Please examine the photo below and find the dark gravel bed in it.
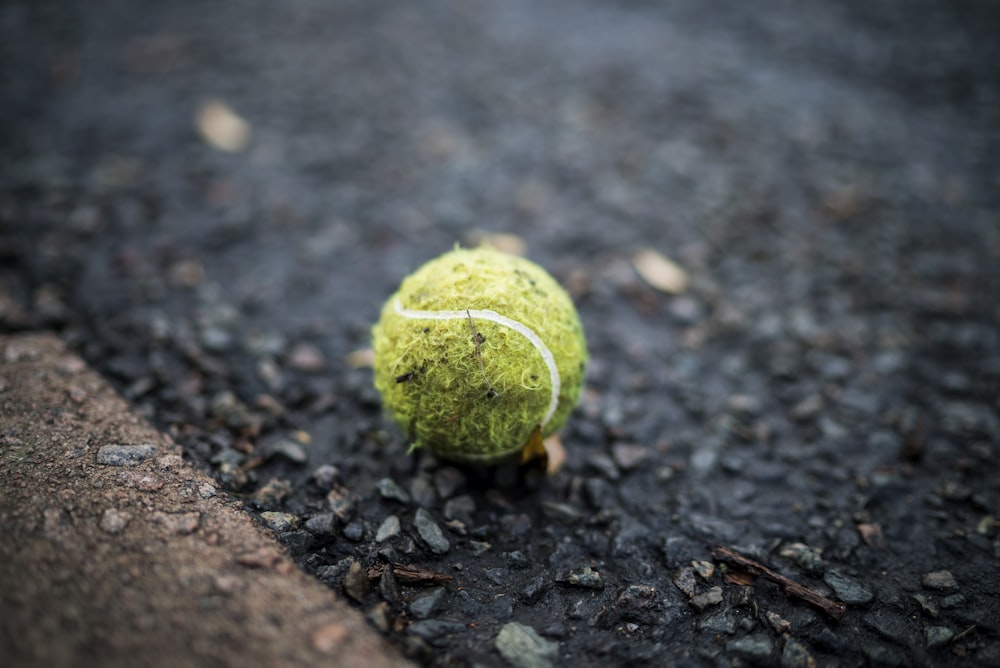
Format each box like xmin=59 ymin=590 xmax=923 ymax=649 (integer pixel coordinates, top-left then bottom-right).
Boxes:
xmin=3 ymin=1 xmax=999 ymax=666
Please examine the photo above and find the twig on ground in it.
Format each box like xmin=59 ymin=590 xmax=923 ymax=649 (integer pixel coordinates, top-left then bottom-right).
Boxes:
xmin=712 ymin=545 xmax=847 ymax=621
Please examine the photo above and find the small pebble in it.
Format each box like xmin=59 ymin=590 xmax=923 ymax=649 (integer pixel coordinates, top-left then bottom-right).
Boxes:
xmin=781 ymin=637 xmax=816 ymax=668
xmin=260 ymin=511 xmax=298 ymax=532
xmin=342 ymin=521 xmax=365 ymax=542
xmin=560 ymin=565 xmax=604 ymax=590
xmin=939 ymin=593 xmax=966 ymax=609
xmin=311 ymin=622 xmax=348 ymax=655
xmin=99 ymin=508 xmax=131 ymax=534
xmin=766 ymin=611 xmax=792 ymax=635
xmin=614 ymin=584 xmax=658 ymax=621
xmin=408 ymin=619 xmax=467 ymax=645
xmin=409 ymin=476 xmax=436 ymax=508
xmin=690 ymin=586 xmax=724 ymax=612
xmin=414 ymin=509 xmax=450 ymax=555
xmin=97 ymin=443 xmax=156 ymax=466
xmin=673 ymin=567 xmax=697 ymax=598
xmin=727 ymin=635 xmax=774 ymax=661
xmin=309 ymin=465 xmax=341 ymax=490
xmin=151 ymin=511 xmax=200 ymax=535
xmin=791 ymin=394 xmax=823 ymax=421
xmin=253 ymin=478 xmax=292 ymax=509
xmin=260 ymin=438 xmax=308 ymax=464
xmin=376 ymin=515 xmax=401 ymax=542
xmin=913 ymin=594 xmax=939 ymax=617
xmin=366 ymin=602 xmax=391 ymax=633
xmin=611 ymin=443 xmax=650 ymax=470
xmin=495 ymin=622 xmax=558 ymax=668
xmin=409 ymin=586 xmax=448 ymax=620
xmin=586 ymin=453 xmax=621 ymax=480
xmin=287 ymin=342 xmax=327 ymax=372
xmin=304 ymin=513 xmax=337 ymax=536
xmin=326 ymin=488 xmax=355 ymax=521
xmin=377 ymin=478 xmax=411 ymax=504
xmin=433 ymin=467 xmax=466 ymax=499
xmin=469 ymin=540 xmax=492 ymax=556
xmin=540 ymin=501 xmax=583 ymax=523
xmin=780 ymin=543 xmax=825 ymax=575
xmin=697 ymin=608 xmax=737 ymax=634
xmin=823 ymin=570 xmax=874 ymax=605
xmin=924 ymin=625 xmax=954 ymax=648
xmin=692 ymin=560 xmax=715 ymax=579
xmin=921 ymin=570 xmax=958 ymax=590
xmin=378 ymin=564 xmax=401 ymax=606
xmin=444 ymin=495 xmax=476 ymax=525
xmin=343 ymin=560 xmax=368 ymax=603
xmin=279 ymin=530 xmax=314 ymax=555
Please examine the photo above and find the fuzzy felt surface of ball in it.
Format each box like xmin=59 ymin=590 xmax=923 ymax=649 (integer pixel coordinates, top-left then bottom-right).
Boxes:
xmin=372 ymin=247 xmax=588 ymax=464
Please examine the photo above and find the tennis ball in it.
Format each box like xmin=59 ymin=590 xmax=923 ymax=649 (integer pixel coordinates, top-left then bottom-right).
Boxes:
xmin=372 ymin=247 xmax=587 ymax=464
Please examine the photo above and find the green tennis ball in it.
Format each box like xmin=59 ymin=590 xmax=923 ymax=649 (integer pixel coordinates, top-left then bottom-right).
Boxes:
xmin=372 ymin=247 xmax=588 ymax=464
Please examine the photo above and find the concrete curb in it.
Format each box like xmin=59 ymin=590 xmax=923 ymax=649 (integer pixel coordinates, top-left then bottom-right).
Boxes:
xmin=0 ymin=333 xmax=413 ymax=668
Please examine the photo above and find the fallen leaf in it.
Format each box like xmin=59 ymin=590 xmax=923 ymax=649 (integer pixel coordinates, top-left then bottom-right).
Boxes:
xmin=346 ymin=347 xmax=375 ymax=368
xmin=543 ymin=434 xmax=567 ymax=475
xmin=470 ymin=231 xmax=527 ymax=256
xmin=856 ymin=522 xmax=885 ymax=549
xmin=196 ymin=99 xmax=251 ymax=153
xmin=632 ymin=249 xmax=688 ymax=294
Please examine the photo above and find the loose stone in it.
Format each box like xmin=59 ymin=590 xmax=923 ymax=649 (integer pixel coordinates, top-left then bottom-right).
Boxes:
xmin=924 ymin=625 xmax=954 ymax=648
xmin=97 ymin=443 xmax=156 ymax=466
xmin=495 ymin=622 xmax=558 ymax=668
xmin=376 ymin=515 xmax=401 ymax=543
xmin=611 ymin=443 xmax=649 ymax=470
xmin=343 ymin=560 xmax=368 ymax=603
xmin=408 ymin=620 xmax=467 ymax=645
xmin=823 ymin=570 xmax=874 ymax=605
xmin=414 ymin=509 xmax=450 ymax=555
xmin=689 ymin=586 xmax=724 ymax=612
xmin=781 ymin=637 xmax=817 ymax=668
xmin=921 ymin=570 xmax=958 ymax=590
xmin=151 ymin=511 xmax=200 ymax=535
xmin=433 ymin=467 xmax=466 ymax=499
xmin=409 ymin=587 xmax=448 ymax=620
xmin=259 ymin=511 xmax=298 ymax=532
xmin=303 ymin=513 xmax=337 ymax=536
xmin=408 ymin=476 xmax=436 ymax=507
xmin=260 ymin=437 xmax=308 ymax=464
xmin=377 ymin=478 xmax=411 ymax=504
xmin=559 ymin=565 xmax=604 ymax=590
xmin=727 ymin=635 xmax=774 ymax=661
xmin=443 ymin=495 xmax=476 ymax=525
xmin=913 ymin=594 xmax=939 ymax=617
xmin=99 ymin=508 xmax=131 ymax=534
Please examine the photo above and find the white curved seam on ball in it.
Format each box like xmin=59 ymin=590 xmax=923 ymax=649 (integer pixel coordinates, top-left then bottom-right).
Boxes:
xmin=394 ymin=299 xmax=561 ymax=426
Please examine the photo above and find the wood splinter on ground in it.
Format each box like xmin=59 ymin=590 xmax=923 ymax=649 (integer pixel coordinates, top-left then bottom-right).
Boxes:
xmin=712 ymin=545 xmax=847 ymax=621
xmin=367 ymin=563 xmax=454 ymax=585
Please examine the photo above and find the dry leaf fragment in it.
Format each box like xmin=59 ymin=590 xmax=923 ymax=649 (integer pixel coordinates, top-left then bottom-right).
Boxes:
xmin=856 ymin=522 xmax=885 ymax=549
xmin=196 ymin=98 xmax=251 ymax=153
xmin=543 ymin=434 xmax=567 ymax=475
xmin=632 ymin=249 xmax=688 ymax=294
xmin=470 ymin=231 xmax=527 ymax=256
xmin=346 ymin=347 xmax=375 ymax=369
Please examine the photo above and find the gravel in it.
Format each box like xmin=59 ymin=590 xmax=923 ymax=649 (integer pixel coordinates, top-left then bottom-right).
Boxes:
xmin=823 ymin=570 xmax=875 ymax=605
xmin=96 ymin=443 xmax=157 ymax=466
xmin=494 ymin=623 xmax=559 ymax=668
xmin=413 ymin=509 xmax=450 ymax=556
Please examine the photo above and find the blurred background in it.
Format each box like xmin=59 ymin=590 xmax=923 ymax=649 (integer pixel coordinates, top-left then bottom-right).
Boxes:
xmin=2 ymin=1 xmax=998 ymax=665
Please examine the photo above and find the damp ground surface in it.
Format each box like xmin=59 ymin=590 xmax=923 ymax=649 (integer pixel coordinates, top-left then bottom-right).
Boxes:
xmin=3 ymin=1 xmax=1000 ymax=666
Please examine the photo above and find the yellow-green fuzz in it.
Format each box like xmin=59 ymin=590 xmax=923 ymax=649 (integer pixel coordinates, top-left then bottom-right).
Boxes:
xmin=372 ymin=247 xmax=588 ymax=464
